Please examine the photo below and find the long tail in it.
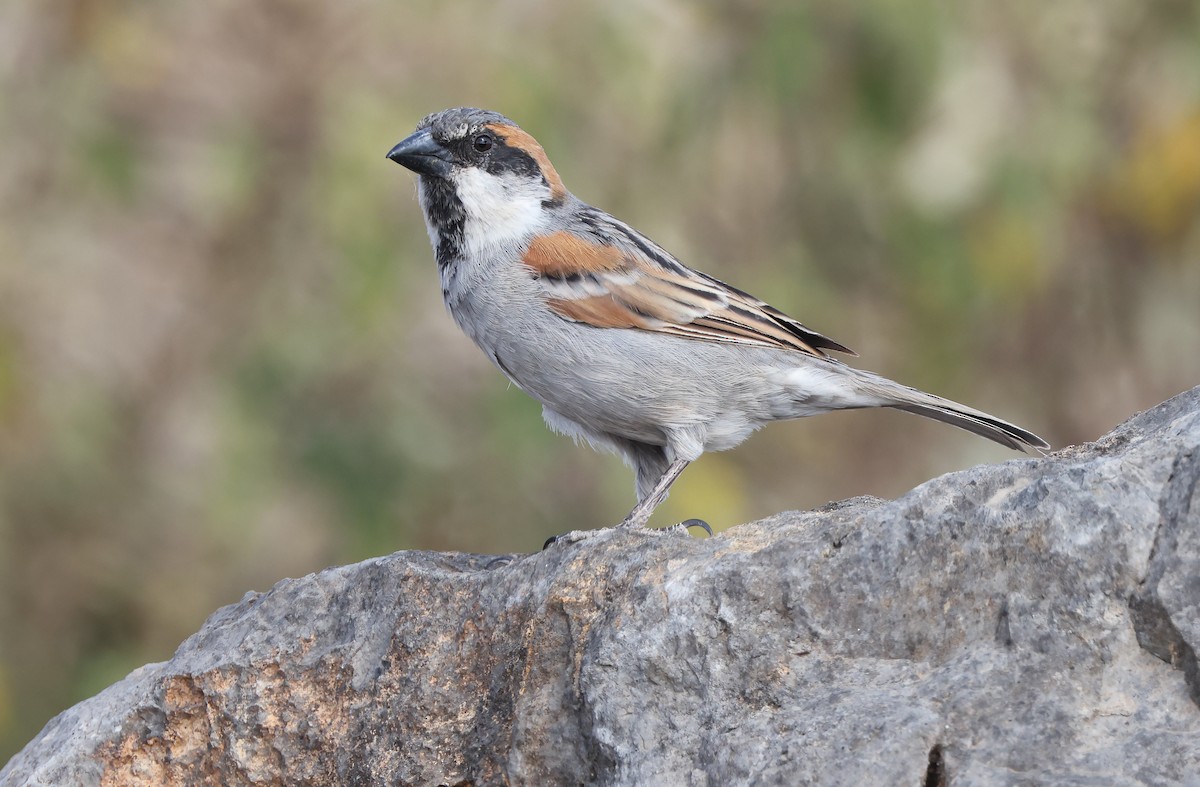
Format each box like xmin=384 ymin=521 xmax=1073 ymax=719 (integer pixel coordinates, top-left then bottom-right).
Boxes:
xmin=848 ymin=369 xmax=1050 ymax=453
xmin=889 ymin=400 xmax=1048 ymax=452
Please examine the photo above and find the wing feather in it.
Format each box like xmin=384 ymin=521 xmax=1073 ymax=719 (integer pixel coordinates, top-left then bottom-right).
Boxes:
xmin=523 ymin=221 xmax=855 ymax=358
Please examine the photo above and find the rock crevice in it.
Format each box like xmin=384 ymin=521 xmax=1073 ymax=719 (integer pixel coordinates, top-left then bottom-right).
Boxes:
xmin=1129 ymin=442 xmax=1200 ymax=706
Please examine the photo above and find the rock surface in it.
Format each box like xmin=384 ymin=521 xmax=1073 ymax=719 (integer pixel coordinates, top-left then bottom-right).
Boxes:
xmin=4 ymin=387 xmax=1200 ymax=786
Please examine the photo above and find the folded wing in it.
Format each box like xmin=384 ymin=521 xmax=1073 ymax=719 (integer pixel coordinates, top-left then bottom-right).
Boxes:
xmin=522 ymin=216 xmax=854 ymax=359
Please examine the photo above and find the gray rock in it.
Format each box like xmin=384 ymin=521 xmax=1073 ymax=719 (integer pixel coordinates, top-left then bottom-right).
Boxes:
xmin=4 ymin=387 xmax=1199 ymax=786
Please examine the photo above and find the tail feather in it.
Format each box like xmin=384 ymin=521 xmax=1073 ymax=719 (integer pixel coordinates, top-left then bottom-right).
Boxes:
xmin=889 ymin=402 xmax=1049 ymax=453
xmin=845 ymin=368 xmax=1050 ymax=453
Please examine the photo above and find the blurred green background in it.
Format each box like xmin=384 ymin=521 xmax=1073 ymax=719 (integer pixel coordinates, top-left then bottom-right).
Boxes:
xmin=2 ymin=0 xmax=1199 ymax=760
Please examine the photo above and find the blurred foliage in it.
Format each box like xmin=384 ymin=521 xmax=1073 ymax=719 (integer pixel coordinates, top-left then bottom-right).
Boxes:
xmin=2 ymin=0 xmax=1199 ymax=761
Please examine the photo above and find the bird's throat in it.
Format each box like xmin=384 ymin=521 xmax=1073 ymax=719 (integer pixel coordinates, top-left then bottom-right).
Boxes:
xmin=418 ymin=177 xmax=466 ymax=269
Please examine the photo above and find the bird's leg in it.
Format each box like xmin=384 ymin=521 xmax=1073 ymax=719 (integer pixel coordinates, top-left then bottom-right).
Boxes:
xmin=542 ymin=456 xmax=707 ymax=550
xmin=617 ymin=458 xmax=691 ymax=529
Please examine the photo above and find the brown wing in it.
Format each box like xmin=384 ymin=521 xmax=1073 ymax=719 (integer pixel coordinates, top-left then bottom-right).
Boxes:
xmin=521 ymin=222 xmax=855 ymax=358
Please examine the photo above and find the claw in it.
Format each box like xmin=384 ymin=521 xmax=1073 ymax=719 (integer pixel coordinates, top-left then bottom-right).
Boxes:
xmin=542 ymin=529 xmax=599 ymax=549
xmin=679 ymin=518 xmax=713 ymax=536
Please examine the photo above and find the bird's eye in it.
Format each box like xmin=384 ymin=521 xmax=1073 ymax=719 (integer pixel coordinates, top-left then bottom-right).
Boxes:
xmin=472 ymin=134 xmax=494 ymax=153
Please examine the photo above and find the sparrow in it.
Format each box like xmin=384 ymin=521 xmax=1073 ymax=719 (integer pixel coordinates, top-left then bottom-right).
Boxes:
xmin=386 ymin=107 xmax=1049 ymax=536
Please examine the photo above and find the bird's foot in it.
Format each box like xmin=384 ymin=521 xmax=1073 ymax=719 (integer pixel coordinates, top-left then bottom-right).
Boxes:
xmin=542 ymin=519 xmax=712 ymax=550
xmin=542 ymin=529 xmax=600 ymax=550
xmin=667 ymin=518 xmax=713 ymax=537
xmin=482 ymin=554 xmax=520 ymax=569
xmin=628 ymin=513 xmax=710 ymax=537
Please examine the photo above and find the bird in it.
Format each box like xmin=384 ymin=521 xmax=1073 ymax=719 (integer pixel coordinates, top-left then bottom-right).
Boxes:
xmin=386 ymin=107 xmax=1049 ymax=537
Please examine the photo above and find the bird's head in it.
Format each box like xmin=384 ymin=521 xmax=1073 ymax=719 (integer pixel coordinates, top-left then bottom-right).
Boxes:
xmin=387 ymin=108 xmax=568 ymax=266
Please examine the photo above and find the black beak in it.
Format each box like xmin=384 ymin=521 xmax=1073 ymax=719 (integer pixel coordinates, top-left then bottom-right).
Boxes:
xmin=386 ymin=129 xmax=453 ymax=177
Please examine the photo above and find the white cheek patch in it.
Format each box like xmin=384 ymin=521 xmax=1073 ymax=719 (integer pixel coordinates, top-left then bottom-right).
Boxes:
xmin=455 ymin=168 xmax=550 ymax=255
